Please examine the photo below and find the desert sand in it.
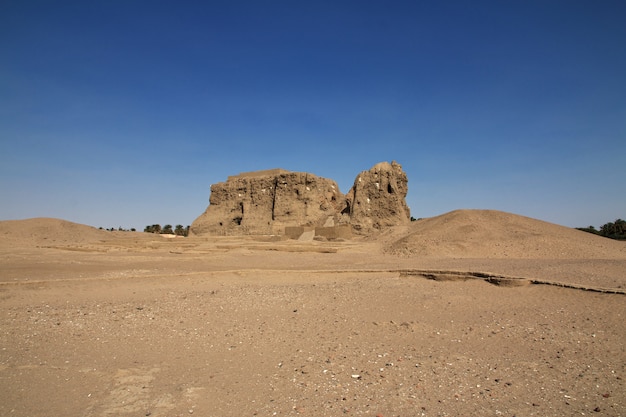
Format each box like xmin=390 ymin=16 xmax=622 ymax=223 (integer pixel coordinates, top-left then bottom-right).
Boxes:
xmin=0 ymin=210 xmax=625 ymax=416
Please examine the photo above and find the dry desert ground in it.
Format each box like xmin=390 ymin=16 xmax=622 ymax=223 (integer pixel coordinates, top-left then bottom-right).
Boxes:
xmin=0 ymin=210 xmax=625 ymax=416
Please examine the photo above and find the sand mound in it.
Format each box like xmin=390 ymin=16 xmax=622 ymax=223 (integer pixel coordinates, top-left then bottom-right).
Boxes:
xmin=0 ymin=217 xmax=110 ymax=247
xmin=383 ymin=209 xmax=626 ymax=259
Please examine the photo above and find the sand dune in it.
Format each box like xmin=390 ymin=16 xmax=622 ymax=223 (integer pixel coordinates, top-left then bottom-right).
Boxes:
xmin=0 ymin=217 xmax=110 ymax=246
xmin=383 ymin=209 xmax=626 ymax=259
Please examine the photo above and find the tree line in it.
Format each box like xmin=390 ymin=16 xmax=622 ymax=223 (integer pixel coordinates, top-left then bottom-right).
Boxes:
xmin=99 ymin=227 xmax=137 ymax=232
xmin=144 ymin=224 xmax=190 ymax=237
xmin=577 ymin=218 xmax=625 ymax=240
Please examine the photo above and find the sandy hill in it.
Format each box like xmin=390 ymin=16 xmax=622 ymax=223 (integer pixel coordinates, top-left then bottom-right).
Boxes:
xmin=0 ymin=217 xmax=111 ymax=247
xmin=382 ymin=209 xmax=626 ymax=259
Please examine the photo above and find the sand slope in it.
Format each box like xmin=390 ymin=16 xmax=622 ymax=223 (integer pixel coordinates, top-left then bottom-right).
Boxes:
xmin=383 ymin=209 xmax=626 ymax=259
xmin=0 ymin=217 xmax=113 ymax=246
xmin=0 ymin=217 xmax=160 ymax=249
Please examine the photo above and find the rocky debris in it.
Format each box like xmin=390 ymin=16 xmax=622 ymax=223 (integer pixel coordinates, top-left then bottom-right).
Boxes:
xmin=190 ymin=162 xmax=411 ymax=237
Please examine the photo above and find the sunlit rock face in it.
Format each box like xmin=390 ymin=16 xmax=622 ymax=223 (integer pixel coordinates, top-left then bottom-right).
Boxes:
xmin=345 ymin=161 xmax=411 ymax=233
xmin=190 ymin=162 xmax=410 ymax=236
xmin=190 ymin=169 xmax=345 ymax=236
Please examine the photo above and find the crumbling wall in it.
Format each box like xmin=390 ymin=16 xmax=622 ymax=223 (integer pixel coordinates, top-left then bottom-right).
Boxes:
xmin=345 ymin=161 xmax=411 ymax=232
xmin=190 ymin=171 xmax=344 ymax=236
xmin=190 ymin=161 xmax=410 ymax=237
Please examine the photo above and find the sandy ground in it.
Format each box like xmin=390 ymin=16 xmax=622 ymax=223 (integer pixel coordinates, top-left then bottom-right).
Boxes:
xmin=0 ymin=212 xmax=625 ymax=416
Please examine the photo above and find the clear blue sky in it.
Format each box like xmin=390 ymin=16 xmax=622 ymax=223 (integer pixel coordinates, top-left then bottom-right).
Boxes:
xmin=1 ymin=1 xmax=624 ymax=230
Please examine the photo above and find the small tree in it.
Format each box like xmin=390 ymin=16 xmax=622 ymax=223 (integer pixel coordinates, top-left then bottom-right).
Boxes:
xmin=144 ymin=224 xmax=162 ymax=233
xmin=600 ymin=219 xmax=626 ymax=240
xmin=143 ymin=223 xmax=190 ymax=236
xmin=578 ymin=218 xmax=625 ymax=240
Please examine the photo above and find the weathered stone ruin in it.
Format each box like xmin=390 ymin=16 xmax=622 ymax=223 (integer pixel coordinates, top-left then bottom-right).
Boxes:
xmin=345 ymin=161 xmax=411 ymax=232
xmin=190 ymin=161 xmax=410 ymax=238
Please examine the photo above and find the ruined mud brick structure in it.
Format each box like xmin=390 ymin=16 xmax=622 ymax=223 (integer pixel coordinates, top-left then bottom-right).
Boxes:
xmin=190 ymin=161 xmax=410 ymax=238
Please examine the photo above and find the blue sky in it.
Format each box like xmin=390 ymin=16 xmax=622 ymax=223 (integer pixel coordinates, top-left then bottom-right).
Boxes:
xmin=1 ymin=1 xmax=624 ymax=230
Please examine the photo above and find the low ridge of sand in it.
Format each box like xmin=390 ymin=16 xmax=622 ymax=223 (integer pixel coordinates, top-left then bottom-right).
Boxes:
xmin=383 ymin=209 xmax=626 ymax=259
xmin=0 ymin=217 xmax=109 ymax=246
xmin=0 ymin=211 xmax=624 ymax=416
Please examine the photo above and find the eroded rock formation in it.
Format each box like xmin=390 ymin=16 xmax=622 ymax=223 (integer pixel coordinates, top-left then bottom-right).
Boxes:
xmin=345 ymin=161 xmax=411 ymax=232
xmin=190 ymin=162 xmax=410 ymax=237
xmin=190 ymin=169 xmax=345 ymax=236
